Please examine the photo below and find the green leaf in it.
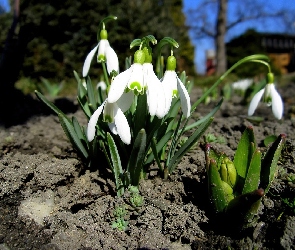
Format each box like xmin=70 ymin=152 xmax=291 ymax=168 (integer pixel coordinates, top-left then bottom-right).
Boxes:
xmin=58 ymin=113 xmax=89 ymax=159
xmin=226 ymin=189 xmax=264 ymax=224
xmin=263 ymin=135 xmax=277 ymax=147
xmin=133 ymin=94 xmax=147 ymax=138
xmin=150 ymin=137 xmax=163 ymax=172
xmin=208 ymin=159 xmax=228 ymax=213
xmin=260 ymin=134 xmax=286 ymax=193
xmin=242 ymin=148 xmax=261 ymax=194
xmin=107 ymin=133 xmax=124 ymax=196
xmin=127 ymin=129 xmax=147 ymax=186
xmin=168 ymin=117 xmax=213 ymax=174
xmin=86 ymin=76 xmax=97 ymax=111
xmin=234 ymin=126 xmax=256 ymax=182
xmin=77 ymin=95 xmax=91 ymax=118
xmin=183 ymin=98 xmax=223 ymax=132
xmin=35 ymin=90 xmax=67 ymax=118
xmin=73 ymin=70 xmax=81 ymax=84
xmin=72 ymin=116 xmax=88 ymax=146
xmin=130 ymin=39 xmax=142 ymax=49
xmin=145 ymin=130 xmax=174 ymax=165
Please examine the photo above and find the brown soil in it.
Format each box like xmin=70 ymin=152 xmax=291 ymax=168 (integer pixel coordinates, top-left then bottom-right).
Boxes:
xmin=0 ymin=82 xmax=295 ymax=249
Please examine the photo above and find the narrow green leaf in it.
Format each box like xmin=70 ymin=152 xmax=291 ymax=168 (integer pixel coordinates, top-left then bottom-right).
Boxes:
xmin=86 ymin=76 xmax=97 ymax=111
xmin=260 ymin=134 xmax=286 ymax=193
xmin=127 ymin=129 xmax=147 ymax=186
xmin=226 ymin=189 xmax=264 ymax=224
xmin=58 ymin=113 xmax=89 ymax=159
xmin=242 ymin=148 xmax=261 ymax=194
xmin=150 ymin=138 xmax=163 ymax=172
xmin=145 ymin=130 xmax=174 ymax=165
xmin=77 ymin=96 xmax=91 ymax=118
xmin=168 ymin=117 xmax=213 ymax=173
xmin=72 ymin=116 xmax=88 ymax=146
xmin=133 ymin=94 xmax=147 ymax=138
xmin=208 ymin=160 xmax=228 ymax=213
xmin=35 ymin=90 xmax=67 ymax=118
xmin=146 ymin=116 xmax=162 ymax=146
xmin=107 ymin=133 xmax=124 ymax=196
xmin=263 ymin=135 xmax=277 ymax=147
xmin=73 ymin=70 xmax=81 ymax=84
xmin=183 ymin=98 xmax=223 ymax=132
xmin=234 ymin=126 xmax=256 ymax=180
xmin=154 ymin=117 xmax=173 ymax=141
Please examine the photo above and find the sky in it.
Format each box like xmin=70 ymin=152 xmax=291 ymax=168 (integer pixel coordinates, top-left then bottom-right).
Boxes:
xmin=1 ymin=0 xmax=294 ymax=74
xmin=183 ymin=0 xmax=295 ymax=74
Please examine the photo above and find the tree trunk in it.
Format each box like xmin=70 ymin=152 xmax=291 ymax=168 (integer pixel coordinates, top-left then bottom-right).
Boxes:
xmin=215 ymin=0 xmax=227 ymax=75
xmin=0 ymin=0 xmax=20 ymax=88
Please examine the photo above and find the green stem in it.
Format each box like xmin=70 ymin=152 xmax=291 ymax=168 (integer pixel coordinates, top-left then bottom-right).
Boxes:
xmin=191 ymin=54 xmax=270 ymax=111
xmin=102 ymin=62 xmax=110 ymax=87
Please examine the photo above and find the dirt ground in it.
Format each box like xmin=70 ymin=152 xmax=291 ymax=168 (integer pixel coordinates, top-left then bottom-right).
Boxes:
xmin=0 ymin=81 xmax=295 ymax=249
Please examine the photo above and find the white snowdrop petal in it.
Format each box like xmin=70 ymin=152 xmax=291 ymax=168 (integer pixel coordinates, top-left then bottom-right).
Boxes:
xmin=108 ymin=67 xmax=132 ymax=103
xmin=97 ymin=40 xmax=108 ymax=61
xmin=108 ymin=123 xmax=118 ymax=135
xmin=161 ymin=71 xmax=175 ymax=115
xmin=248 ymin=89 xmax=265 ymax=116
xmin=270 ymin=85 xmax=284 ymax=119
xmin=114 ymin=105 xmax=131 ymax=145
xmin=82 ymin=44 xmax=99 ymax=77
xmin=106 ymin=45 xmax=119 ymax=74
xmin=177 ymin=77 xmax=191 ymax=118
xmin=144 ymin=63 xmax=160 ymax=116
xmin=155 ymin=82 xmax=167 ymax=118
xmin=97 ymin=81 xmax=107 ymax=91
xmin=128 ymin=63 xmax=144 ymax=93
xmin=116 ymin=91 xmax=134 ymax=113
xmin=87 ymin=101 xmax=106 ymax=141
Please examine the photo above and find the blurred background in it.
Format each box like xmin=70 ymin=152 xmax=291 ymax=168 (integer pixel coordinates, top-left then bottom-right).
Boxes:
xmin=0 ymin=0 xmax=294 ymax=108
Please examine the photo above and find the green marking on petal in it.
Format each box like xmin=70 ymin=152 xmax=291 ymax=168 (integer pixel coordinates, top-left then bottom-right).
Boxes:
xmin=98 ymin=54 xmax=106 ymax=62
xmin=172 ymin=89 xmax=178 ymax=98
xmin=129 ymin=82 xmax=143 ymax=93
xmin=103 ymin=114 xmax=113 ymax=123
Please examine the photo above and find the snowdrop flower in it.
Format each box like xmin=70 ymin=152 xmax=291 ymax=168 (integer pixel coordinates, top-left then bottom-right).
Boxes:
xmin=232 ymin=79 xmax=253 ymax=91
xmin=108 ymin=48 xmax=166 ymax=118
xmin=161 ymin=55 xmax=191 ymax=118
xmin=248 ymin=73 xmax=283 ymax=119
xmin=108 ymin=49 xmax=145 ymax=104
xmin=143 ymin=62 xmax=166 ymax=118
xmin=83 ymin=29 xmax=119 ymax=77
xmin=87 ymin=91 xmax=134 ymax=144
xmin=97 ymin=80 xmax=107 ymax=91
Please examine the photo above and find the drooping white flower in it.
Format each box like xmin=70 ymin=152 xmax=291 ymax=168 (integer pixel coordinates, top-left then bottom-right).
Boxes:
xmin=108 ymin=50 xmax=145 ymax=104
xmin=97 ymin=80 xmax=107 ymax=91
xmin=143 ymin=63 xmax=166 ymax=118
xmin=161 ymin=55 xmax=191 ymax=118
xmin=82 ymin=29 xmax=119 ymax=77
xmin=248 ymin=82 xmax=283 ymax=120
xmin=232 ymin=79 xmax=253 ymax=91
xmin=87 ymin=91 xmax=134 ymax=144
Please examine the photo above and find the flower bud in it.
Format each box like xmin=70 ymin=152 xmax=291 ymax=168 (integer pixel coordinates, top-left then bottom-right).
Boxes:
xmin=166 ymin=55 xmax=176 ymax=71
xmin=220 ymin=180 xmax=233 ymax=195
xmin=134 ymin=50 xmax=145 ymax=64
xmin=221 ymin=180 xmax=234 ymax=203
xmin=220 ymin=163 xmax=228 ymax=183
xmin=100 ymin=29 xmax=108 ymax=40
xmin=226 ymin=160 xmax=237 ymax=188
xmin=219 ymin=158 xmax=237 ymax=188
xmin=143 ymin=47 xmax=152 ymax=63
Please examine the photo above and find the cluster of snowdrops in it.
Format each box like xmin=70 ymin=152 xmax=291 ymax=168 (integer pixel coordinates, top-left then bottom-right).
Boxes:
xmin=36 ymin=16 xmax=285 ymax=229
